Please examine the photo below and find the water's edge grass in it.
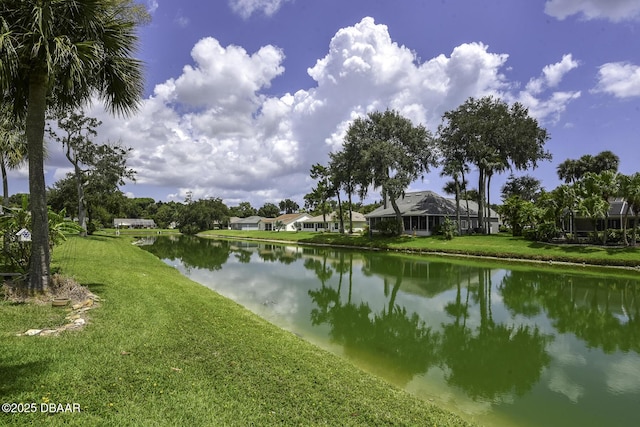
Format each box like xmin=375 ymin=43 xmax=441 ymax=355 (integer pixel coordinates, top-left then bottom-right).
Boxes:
xmin=0 ymin=235 xmax=473 ymax=426
xmin=198 ymin=230 xmax=640 ymax=272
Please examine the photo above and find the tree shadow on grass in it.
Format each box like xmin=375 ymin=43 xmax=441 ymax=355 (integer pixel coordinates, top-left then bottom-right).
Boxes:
xmin=0 ymin=360 xmax=50 ymax=397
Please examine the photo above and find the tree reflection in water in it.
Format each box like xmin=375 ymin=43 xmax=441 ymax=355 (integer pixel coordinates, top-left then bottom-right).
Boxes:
xmin=143 ymin=237 xmax=640 ymax=423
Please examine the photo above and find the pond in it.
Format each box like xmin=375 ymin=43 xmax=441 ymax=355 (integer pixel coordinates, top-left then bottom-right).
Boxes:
xmin=141 ymin=235 xmax=640 ymax=427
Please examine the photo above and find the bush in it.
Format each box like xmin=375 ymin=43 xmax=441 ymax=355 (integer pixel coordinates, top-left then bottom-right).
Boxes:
xmin=439 ymin=218 xmax=456 ymax=240
xmin=523 ymin=222 xmax=560 ymax=242
xmin=374 ymin=218 xmax=403 ymax=236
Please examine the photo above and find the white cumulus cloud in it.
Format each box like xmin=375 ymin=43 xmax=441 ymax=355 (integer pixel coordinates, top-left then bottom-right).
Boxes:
xmin=594 ymin=62 xmax=640 ymax=98
xmin=545 ymin=0 xmax=640 ymax=21
xmin=228 ymin=0 xmax=294 ymax=19
xmin=76 ymin=17 xmax=580 ymax=205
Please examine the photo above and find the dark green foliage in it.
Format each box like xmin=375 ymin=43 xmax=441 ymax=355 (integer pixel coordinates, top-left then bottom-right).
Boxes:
xmin=438 ymin=96 xmax=550 ymax=234
xmin=178 ymin=198 xmax=229 ymax=235
xmin=343 ymin=110 xmax=437 ymax=235
xmin=374 ymin=218 xmax=403 ymax=236
xmin=523 ymin=222 xmax=560 ymax=242
xmin=440 ymin=217 xmax=457 ymax=240
xmin=257 ymin=202 xmax=280 ymax=218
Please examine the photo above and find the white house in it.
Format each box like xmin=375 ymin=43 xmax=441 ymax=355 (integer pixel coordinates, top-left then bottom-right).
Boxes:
xmin=259 ymin=213 xmax=312 ymax=231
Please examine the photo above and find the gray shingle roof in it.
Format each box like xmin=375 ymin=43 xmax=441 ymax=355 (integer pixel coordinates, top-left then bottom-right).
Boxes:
xmin=365 ymin=191 xmax=497 ymax=218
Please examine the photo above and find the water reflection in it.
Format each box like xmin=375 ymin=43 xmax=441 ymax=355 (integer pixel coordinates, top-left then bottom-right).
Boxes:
xmin=142 ymin=236 xmax=640 ymax=427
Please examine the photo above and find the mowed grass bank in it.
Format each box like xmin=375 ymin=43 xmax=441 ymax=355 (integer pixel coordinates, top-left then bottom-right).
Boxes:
xmin=202 ymin=230 xmax=640 ymax=268
xmin=0 ymin=236 xmax=472 ymax=426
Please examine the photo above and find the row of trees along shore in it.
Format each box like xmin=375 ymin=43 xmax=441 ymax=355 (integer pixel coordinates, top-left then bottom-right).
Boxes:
xmin=312 ymin=100 xmax=639 ymax=246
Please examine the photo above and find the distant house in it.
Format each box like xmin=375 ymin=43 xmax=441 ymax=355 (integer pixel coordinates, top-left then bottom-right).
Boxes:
xmin=260 ymin=213 xmax=312 ymax=231
xmin=229 ymin=216 xmax=264 ymax=231
xmin=365 ymin=190 xmax=500 ymax=236
xmin=573 ymin=197 xmax=636 ymax=236
xmin=113 ymin=218 xmax=156 ymax=229
xmin=302 ymin=211 xmax=368 ymax=233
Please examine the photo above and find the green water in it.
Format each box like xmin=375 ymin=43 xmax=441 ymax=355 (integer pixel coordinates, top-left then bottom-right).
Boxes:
xmin=142 ymin=236 xmax=640 ymax=427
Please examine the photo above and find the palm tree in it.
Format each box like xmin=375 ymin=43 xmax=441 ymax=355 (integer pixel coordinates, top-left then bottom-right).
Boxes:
xmin=0 ymin=103 xmax=27 ymax=209
xmin=598 ymin=170 xmax=620 ymax=245
xmin=579 ymin=173 xmax=613 ymax=243
xmin=0 ymin=0 xmax=144 ymax=292
xmin=441 ymin=159 xmax=465 ymax=235
xmin=557 ymin=159 xmax=579 ymax=184
xmin=620 ymin=173 xmax=640 ymax=246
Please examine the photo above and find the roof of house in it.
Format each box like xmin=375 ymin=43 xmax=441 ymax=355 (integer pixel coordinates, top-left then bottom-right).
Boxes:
xmin=261 ymin=213 xmax=310 ymax=224
xmin=365 ymin=191 xmax=498 ymax=218
xmin=305 ymin=211 xmax=367 ymax=223
xmin=232 ymin=215 xmax=264 ymax=224
xmin=113 ymin=218 xmax=156 ymax=226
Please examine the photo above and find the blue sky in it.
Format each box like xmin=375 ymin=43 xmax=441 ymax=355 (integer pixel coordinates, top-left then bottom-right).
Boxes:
xmin=13 ymin=0 xmax=640 ymax=207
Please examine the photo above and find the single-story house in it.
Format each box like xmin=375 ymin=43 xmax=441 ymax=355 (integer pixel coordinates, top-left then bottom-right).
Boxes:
xmin=259 ymin=213 xmax=312 ymax=231
xmin=301 ymin=211 xmax=368 ymax=233
xmin=365 ymin=190 xmax=500 ymax=236
xmin=229 ymin=216 xmax=264 ymax=231
xmin=113 ymin=218 xmax=156 ymax=229
xmin=573 ymin=198 xmax=637 ymax=236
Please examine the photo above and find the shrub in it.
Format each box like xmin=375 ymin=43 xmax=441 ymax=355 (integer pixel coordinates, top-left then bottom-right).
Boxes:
xmin=523 ymin=222 xmax=560 ymax=242
xmin=374 ymin=218 xmax=403 ymax=236
xmin=439 ymin=218 xmax=457 ymax=240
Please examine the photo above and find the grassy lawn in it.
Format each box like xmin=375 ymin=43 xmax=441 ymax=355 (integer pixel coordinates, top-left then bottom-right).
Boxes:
xmin=0 ymin=235 xmax=472 ymax=426
xmin=203 ymin=230 xmax=640 ymax=268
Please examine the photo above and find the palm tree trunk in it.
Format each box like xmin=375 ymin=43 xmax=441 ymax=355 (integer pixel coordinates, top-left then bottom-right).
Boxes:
xmin=347 ymin=189 xmax=353 ymax=234
xmin=2 ymin=159 xmax=9 ymax=257
xmin=26 ymin=71 xmax=51 ymax=293
xmin=455 ymin=181 xmax=461 ymax=235
xmin=486 ymin=172 xmax=492 ymax=234
xmin=336 ymin=190 xmax=344 ymax=233
xmin=477 ymin=169 xmax=486 ymax=234
xmin=1 ymin=159 xmax=8 ymax=210
xmin=623 ymin=205 xmax=630 ymax=246
xmin=460 ymin=168 xmax=471 ymax=233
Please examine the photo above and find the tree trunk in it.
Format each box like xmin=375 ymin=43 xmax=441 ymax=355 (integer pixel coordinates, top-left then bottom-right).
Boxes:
xmin=26 ymin=71 xmax=51 ymax=293
xmin=389 ymin=195 xmax=404 ymax=235
xmin=1 ymin=159 xmax=8 ymax=210
xmin=2 ymin=160 xmax=9 ymax=257
xmin=623 ymin=205 xmax=630 ymax=246
xmin=486 ymin=172 xmax=493 ymax=234
xmin=460 ymin=168 xmax=471 ymax=233
xmin=347 ymin=189 xmax=353 ymax=234
xmin=74 ymin=165 xmax=88 ymax=237
xmin=477 ymin=168 xmax=486 ymax=234
xmin=455 ymin=180 xmax=461 ymax=235
xmin=336 ymin=190 xmax=344 ymax=233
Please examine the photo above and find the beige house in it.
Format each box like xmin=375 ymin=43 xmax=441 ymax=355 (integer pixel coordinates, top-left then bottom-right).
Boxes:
xmin=302 ymin=211 xmax=368 ymax=233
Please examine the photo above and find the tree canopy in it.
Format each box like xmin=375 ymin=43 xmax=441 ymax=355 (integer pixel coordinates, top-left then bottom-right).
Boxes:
xmin=342 ymin=109 xmax=437 ymax=234
xmin=438 ymin=96 xmax=550 ymax=233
